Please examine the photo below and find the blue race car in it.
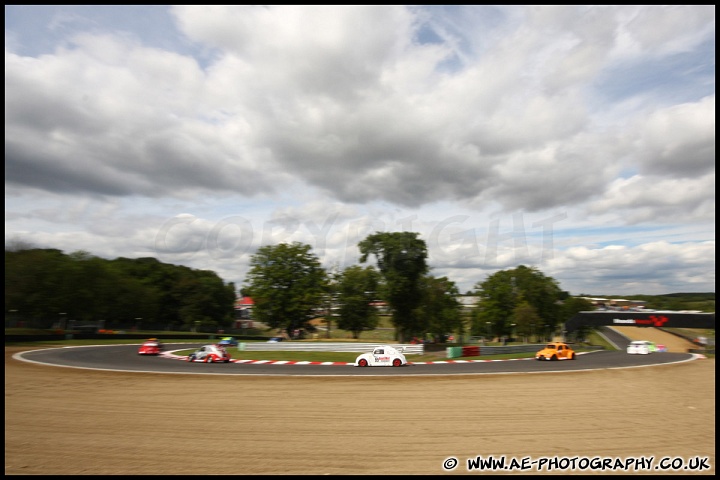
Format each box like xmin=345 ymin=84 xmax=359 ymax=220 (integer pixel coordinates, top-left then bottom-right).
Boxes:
xmin=218 ymin=336 xmax=239 ymax=347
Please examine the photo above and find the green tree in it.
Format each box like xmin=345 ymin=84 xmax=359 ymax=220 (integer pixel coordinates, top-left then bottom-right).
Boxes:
xmin=243 ymin=242 xmax=327 ymax=336
xmin=319 ymin=264 xmax=342 ymax=339
xmin=174 ymin=269 xmax=237 ymax=331
xmin=63 ymin=251 xmax=133 ymax=324
xmin=358 ymin=231 xmax=428 ymax=342
xmin=473 ymin=265 xmax=564 ymax=340
xmin=110 ymin=257 xmax=234 ymax=330
xmin=561 ymin=296 xmax=595 ymax=318
xmin=5 ymin=248 xmax=72 ymax=324
xmin=6 ymin=246 xmax=235 ymax=332
xmin=560 ymin=296 xmax=595 ymax=342
xmin=109 ymin=257 xmax=184 ymax=327
xmin=335 ymin=265 xmax=381 ymax=339
xmin=510 ymin=299 xmax=541 ymax=342
xmin=418 ymin=275 xmax=463 ymax=343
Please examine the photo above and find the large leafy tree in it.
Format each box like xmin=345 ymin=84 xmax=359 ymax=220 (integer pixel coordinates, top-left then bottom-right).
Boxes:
xmin=243 ymin=242 xmax=327 ymax=336
xmin=509 ymin=299 xmax=541 ymax=342
xmin=358 ymin=231 xmax=428 ymax=342
xmin=173 ymin=269 xmax=237 ymax=331
xmin=110 ymin=257 xmax=235 ymax=330
xmin=560 ymin=296 xmax=595 ymax=342
xmin=6 ymin=248 xmax=74 ymax=323
xmin=417 ymin=275 xmax=462 ymax=342
xmin=335 ymin=265 xmax=381 ymax=339
xmin=473 ymin=265 xmax=563 ymax=339
xmin=319 ymin=263 xmax=342 ymax=338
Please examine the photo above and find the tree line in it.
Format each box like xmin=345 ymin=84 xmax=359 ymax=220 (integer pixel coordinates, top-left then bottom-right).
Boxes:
xmin=5 ymin=247 xmax=236 ymax=331
xmin=241 ymin=232 xmax=595 ymax=342
xmin=6 ymin=233 xmax=714 ymax=340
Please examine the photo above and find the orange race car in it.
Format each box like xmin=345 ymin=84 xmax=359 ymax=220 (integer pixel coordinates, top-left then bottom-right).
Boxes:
xmin=535 ymin=342 xmax=576 ymax=361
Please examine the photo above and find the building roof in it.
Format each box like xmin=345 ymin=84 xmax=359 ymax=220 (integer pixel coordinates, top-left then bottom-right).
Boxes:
xmin=235 ymin=296 xmax=254 ymax=308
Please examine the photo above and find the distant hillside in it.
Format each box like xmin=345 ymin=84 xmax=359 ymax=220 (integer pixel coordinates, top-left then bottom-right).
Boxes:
xmin=583 ymin=292 xmax=715 ymax=313
xmin=658 ymin=293 xmax=715 ymax=300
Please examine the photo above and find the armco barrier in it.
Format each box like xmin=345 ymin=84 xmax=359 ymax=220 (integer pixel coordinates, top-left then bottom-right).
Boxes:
xmin=4 ymin=335 xmax=424 ymax=355
xmin=446 ymin=344 xmax=582 ymax=358
xmin=238 ymin=342 xmax=424 ymax=355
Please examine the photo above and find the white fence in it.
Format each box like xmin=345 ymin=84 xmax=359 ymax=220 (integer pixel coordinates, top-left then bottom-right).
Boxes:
xmin=237 ymin=342 xmax=424 ymax=355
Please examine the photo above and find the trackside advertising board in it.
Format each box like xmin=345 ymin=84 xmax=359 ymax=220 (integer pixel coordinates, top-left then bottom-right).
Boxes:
xmin=565 ymin=311 xmax=715 ymax=333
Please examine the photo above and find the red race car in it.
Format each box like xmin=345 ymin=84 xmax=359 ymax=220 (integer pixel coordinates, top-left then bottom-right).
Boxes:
xmin=138 ymin=338 xmax=163 ymax=355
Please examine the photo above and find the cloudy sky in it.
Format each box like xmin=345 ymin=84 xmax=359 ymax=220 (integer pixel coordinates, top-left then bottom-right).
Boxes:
xmin=5 ymin=5 xmax=715 ymax=296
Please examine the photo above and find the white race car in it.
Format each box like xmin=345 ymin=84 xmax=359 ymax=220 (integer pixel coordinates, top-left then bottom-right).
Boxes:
xmin=626 ymin=340 xmax=654 ymax=355
xmin=187 ymin=344 xmax=231 ymax=363
xmin=354 ymin=345 xmax=408 ymax=367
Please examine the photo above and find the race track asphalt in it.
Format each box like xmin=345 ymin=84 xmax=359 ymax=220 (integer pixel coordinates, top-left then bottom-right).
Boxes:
xmin=13 ymin=342 xmax=702 ymax=376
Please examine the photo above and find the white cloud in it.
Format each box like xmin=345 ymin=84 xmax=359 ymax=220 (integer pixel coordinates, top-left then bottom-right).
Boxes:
xmin=4 ymin=5 xmax=715 ymax=295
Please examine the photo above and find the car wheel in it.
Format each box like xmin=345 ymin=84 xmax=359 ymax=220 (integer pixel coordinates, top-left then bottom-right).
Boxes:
xmin=551 ymin=355 xmax=557 ymax=361
xmin=206 ymin=356 xmax=213 ymax=363
xmin=358 ymin=358 xmax=368 ymax=367
xmin=392 ymin=358 xmax=402 ymax=367
xmin=570 ymin=353 xmax=576 ymax=360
